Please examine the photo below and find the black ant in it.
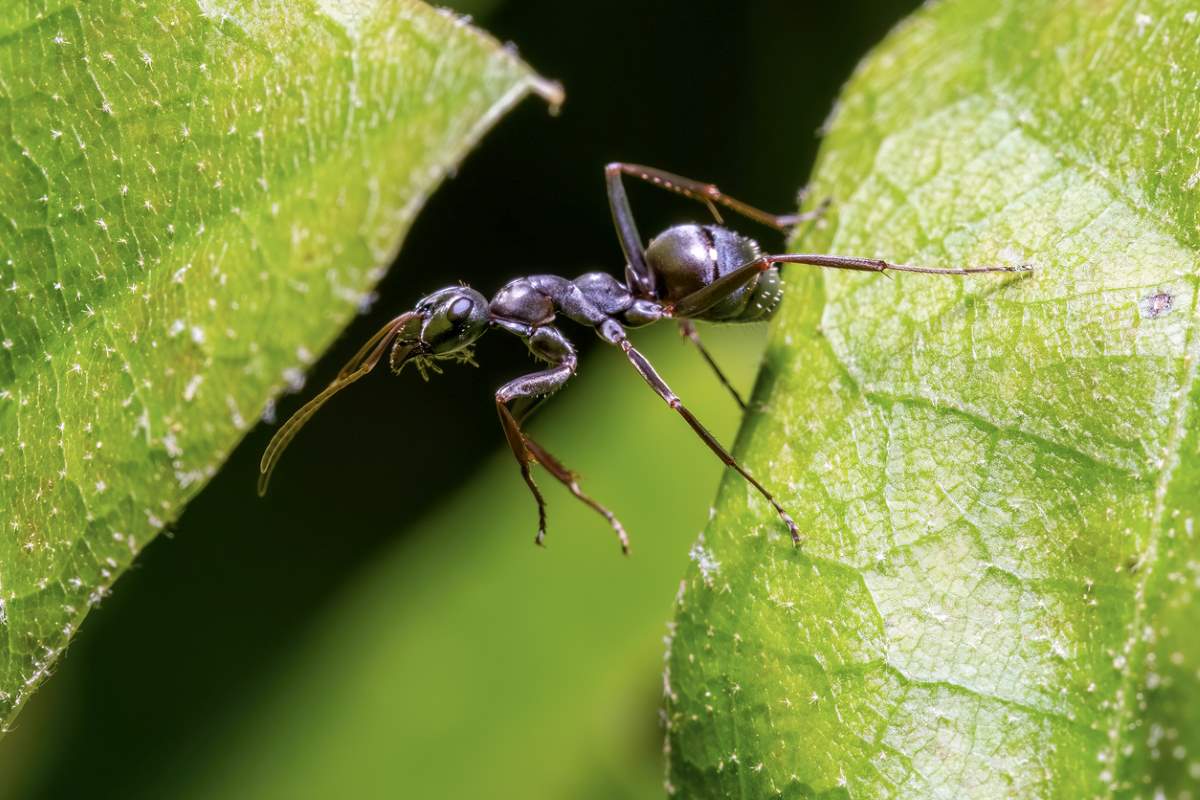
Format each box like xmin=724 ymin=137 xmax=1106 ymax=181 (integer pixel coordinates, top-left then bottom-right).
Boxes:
xmin=259 ymin=163 xmax=1026 ymax=553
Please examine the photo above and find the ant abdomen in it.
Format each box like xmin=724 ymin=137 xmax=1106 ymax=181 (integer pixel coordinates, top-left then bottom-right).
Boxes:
xmin=645 ymin=224 xmax=778 ymax=322
xmin=730 ymin=264 xmax=782 ymax=322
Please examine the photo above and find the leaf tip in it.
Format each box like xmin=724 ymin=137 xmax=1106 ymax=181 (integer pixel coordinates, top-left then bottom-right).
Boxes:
xmin=530 ymin=76 xmax=565 ymax=116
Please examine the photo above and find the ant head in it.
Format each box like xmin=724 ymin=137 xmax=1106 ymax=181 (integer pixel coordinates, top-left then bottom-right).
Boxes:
xmin=391 ymin=286 xmax=490 ymax=376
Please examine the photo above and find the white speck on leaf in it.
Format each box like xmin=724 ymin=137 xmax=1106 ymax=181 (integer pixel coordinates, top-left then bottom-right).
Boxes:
xmin=282 ymin=367 xmax=306 ymax=392
xmin=688 ymin=534 xmax=720 ymax=587
xmin=183 ymin=375 xmax=203 ymax=402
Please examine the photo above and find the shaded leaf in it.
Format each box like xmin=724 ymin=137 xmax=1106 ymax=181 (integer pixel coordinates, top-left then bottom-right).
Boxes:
xmin=134 ymin=329 xmax=762 ymax=800
xmin=667 ymin=0 xmax=1200 ymax=796
xmin=0 ymin=0 xmax=557 ymax=730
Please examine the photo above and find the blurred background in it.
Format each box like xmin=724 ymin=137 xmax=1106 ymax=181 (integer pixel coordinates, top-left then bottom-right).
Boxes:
xmin=0 ymin=1 xmax=919 ymax=797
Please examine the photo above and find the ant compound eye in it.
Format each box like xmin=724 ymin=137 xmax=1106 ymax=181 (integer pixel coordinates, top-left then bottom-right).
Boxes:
xmin=447 ymin=296 xmax=474 ymax=323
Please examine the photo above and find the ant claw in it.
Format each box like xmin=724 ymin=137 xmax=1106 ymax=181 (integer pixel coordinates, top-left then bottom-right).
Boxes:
xmin=778 ymin=511 xmax=803 ymax=548
xmin=776 ymin=197 xmax=832 ymax=233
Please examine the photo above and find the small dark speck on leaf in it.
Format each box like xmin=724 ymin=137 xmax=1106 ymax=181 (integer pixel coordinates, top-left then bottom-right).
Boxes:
xmin=1139 ymin=291 xmax=1173 ymax=319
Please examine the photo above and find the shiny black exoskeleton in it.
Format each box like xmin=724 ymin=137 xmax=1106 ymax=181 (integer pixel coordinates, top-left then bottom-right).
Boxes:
xmin=260 ymin=163 xmax=1025 ymax=552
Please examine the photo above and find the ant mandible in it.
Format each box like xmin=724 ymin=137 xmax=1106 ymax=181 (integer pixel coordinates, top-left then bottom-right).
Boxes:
xmin=259 ymin=163 xmax=1026 ymax=553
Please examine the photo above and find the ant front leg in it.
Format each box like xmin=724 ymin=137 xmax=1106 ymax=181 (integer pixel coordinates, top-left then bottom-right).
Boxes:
xmin=495 ymin=328 xmax=630 ymax=553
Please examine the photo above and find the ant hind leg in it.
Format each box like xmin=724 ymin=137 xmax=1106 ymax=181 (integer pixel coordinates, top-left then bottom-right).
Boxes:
xmin=606 ymin=162 xmax=808 ymax=233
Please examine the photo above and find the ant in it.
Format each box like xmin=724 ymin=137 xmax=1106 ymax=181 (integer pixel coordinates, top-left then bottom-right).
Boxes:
xmin=259 ymin=163 xmax=1026 ymax=553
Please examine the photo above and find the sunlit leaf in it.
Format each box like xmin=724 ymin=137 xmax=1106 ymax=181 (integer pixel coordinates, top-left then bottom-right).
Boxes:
xmin=667 ymin=0 xmax=1200 ymax=796
xmin=0 ymin=0 xmax=557 ymax=730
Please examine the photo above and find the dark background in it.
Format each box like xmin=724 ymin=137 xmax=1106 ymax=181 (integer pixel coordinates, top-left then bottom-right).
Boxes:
xmin=0 ymin=1 xmax=919 ymax=796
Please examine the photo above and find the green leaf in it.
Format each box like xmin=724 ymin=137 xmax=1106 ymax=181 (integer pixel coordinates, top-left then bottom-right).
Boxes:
xmin=0 ymin=0 xmax=557 ymax=731
xmin=666 ymin=0 xmax=1200 ymax=796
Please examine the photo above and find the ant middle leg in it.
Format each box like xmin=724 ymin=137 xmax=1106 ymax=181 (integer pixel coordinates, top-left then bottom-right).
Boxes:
xmin=604 ymin=330 xmax=801 ymax=545
xmin=678 ymin=319 xmax=747 ymax=411
xmin=496 ymin=367 xmax=629 ymax=553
